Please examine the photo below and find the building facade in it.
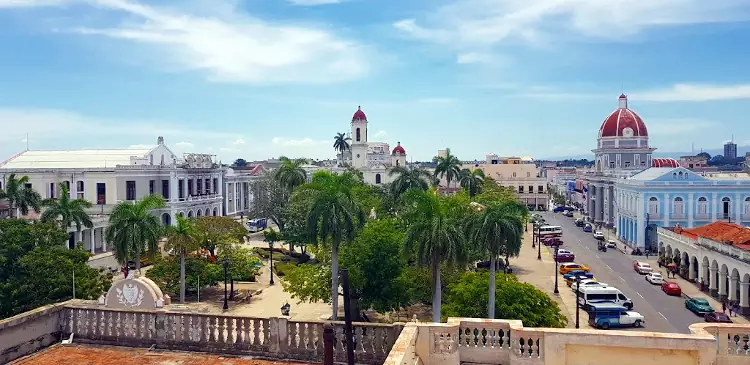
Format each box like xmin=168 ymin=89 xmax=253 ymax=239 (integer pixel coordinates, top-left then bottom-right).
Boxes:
xmin=725 ymin=140 xmax=738 ymax=160
xmin=0 ymin=137 xmax=224 ymax=254
xmin=463 ymin=155 xmax=548 ymax=210
xmin=616 ymin=165 xmax=750 ymax=249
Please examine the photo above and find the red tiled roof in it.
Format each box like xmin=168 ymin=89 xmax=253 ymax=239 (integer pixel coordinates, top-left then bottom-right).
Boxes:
xmin=675 ymin=221 xmax=750 ymax=250
xmin=12 ymin=344 xmax=315 ymax=365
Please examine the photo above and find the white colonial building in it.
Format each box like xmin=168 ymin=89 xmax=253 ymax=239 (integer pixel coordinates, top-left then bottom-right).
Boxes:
xmin=0 ymin=137 xmax=224 ymax=254
xmin=334 ymin=106 xmax=408 ymax=185
xmin=657 ymin=223 xmax=750 ymax=314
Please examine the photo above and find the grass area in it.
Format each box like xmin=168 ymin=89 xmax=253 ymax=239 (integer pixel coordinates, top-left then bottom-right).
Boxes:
xmin=252 ymin=247 xmax=310 ymax=277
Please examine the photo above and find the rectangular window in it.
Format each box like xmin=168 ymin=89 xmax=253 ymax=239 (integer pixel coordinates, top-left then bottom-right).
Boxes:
xmin=188 ymin=180 xmax=194 ymax=196
xmin=64 ymin=181 xmax=70 ymax=191
xmin=49 ymin=182 xmax=55 ymax=199
xmin=529 ymin=186 xmax=534 ymax=193
xmin=162 ymin=180 xmax=170 ymax=199
xmin=518 ymin=186 xmax=524 ymax=193
xmin=205 ymin=179 xmax=210 ymax=195
xmin=77 ymin=181 xmax=84 ymax=192
xmin=178 ymin=180 xmax=184 ymax=199
xmin=609 ymin=161 xmax=615 ymax=168
xmin=538 ymin=185 xmax=544 ymax=194
xmin=126 ymin=181 xmax=136 ymax=201
xmin=149 ymin=180 xmax=155 ymax=195
xmin=24 ymin=183 xmax=32 ymax=189
xmin=96 ymin=183 xmax=106 ymax=204
xmin=213 ymin=178 xmax=218 ymax=194
xmin=197 ymin=179 xmax=203 ymax=195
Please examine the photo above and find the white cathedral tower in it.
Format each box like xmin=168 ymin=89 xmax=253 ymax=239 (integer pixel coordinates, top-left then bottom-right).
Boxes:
xmin=351 ymin=106 xmax=368 ymax=168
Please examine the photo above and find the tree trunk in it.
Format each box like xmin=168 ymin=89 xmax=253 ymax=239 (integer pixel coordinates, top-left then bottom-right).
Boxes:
xmin=9 ymin=202 xmax=15 ymax=219
xmin=179 ymin=249 xmax=186 ymax=303
xmin=331 ymin=244 xmax=340 ymax=321
xmin=432 ymin=261 xmax=442 ymax=323
xmin=77 ymin=228 xmax=82 ymax=247
xmin=488 ymin=254 xmax=497 ymax=319
xmin=289 ymin=241 xmax=294 ymax=252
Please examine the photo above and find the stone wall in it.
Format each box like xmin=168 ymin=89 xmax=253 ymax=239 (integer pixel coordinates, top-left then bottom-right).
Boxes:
xmin=0 ymin=302 xmax=67 ymax=364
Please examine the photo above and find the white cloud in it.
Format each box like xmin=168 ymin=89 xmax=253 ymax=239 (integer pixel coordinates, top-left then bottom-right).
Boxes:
xmin=646 ymin=118 xmax=717 ymax=135
xmin=631 ymin=84 xmax=750 ymax=102
xmin=287 ymin=0 xmax=344 ymax=5
xmin=372 ymin=130 xmax=388 ymax=140
xmin=56 ymin=0 xmax=372 ymax=84
xmin=174 ymin=141 xmax=194 ymax=149
xmin=0 ymin=0 xmax=67 ymax=7
xmin=232 ymin=139 xmax=245 ymax=146
xmin=272 ymin=137 xmax=328 ymax=147
xmin=395 ymin=0 xmax=750 ymax=57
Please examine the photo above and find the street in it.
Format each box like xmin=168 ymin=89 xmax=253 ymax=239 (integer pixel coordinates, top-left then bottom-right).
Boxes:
xmin=540 ymin=211 xmax=706 ymax=334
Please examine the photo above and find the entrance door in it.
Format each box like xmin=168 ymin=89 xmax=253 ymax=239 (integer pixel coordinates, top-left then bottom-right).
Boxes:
xmin=722 ymin=198 xmax=730 ymax=219
xmin=68 ymin=232 xmax=75 ymax=249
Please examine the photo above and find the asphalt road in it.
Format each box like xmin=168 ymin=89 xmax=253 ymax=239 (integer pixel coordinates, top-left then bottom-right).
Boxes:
xmin=540 ymin=212 xmax=704 ymax=334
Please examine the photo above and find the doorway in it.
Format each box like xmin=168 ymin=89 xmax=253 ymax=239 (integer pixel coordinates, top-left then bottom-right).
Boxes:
xmin=722 ymin=197 xmax=730 ymax=219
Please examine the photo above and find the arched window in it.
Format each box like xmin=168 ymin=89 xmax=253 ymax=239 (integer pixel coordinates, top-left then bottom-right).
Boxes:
xmin=673 ymin=197 xmax=684 ymax=216
xmin=648 ymin=197 xmax=659 ymax=215
xmin=673 ymin=172 xmax=677 ymax=179
xmin=678 ymin=171 xmax=683 ymax=179
xmin=721 ymin=197 xmax=731 ymax=219
xmin=160 ymin=154 xmax=165 ymax=165
xmin=697 ymin=197 xmax=708 ymax=215
xmin=744 ymin=197 xmax=750 ymax=216
xmin=375 ymin=173 xmax=381 ymax=184
xmin=356 ymin=128 xmax=361 ymax=142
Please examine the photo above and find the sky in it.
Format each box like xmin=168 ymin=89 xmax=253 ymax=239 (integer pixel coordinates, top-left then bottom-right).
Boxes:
xmin=1 ymin=0 xmax=750 ymax=163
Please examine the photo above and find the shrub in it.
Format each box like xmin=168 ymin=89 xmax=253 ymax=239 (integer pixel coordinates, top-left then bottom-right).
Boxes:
xmin=274 ymin=262 xmax=296 ymax=277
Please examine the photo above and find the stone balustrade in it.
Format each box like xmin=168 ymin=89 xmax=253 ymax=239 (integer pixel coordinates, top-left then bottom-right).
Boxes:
xmin=385 ymin=318 xmax=750 ymax=365
xmin=1 ymin=300 xmax=403 ymax=364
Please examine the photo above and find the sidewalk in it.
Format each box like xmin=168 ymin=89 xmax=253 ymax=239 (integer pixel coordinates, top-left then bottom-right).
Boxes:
xmin=512 ymin=225 xmax=592 ymax=329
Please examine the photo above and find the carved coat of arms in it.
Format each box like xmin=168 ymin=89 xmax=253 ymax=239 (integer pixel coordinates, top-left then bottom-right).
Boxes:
xmin=116 ymin=283 xmax=145 ymax=307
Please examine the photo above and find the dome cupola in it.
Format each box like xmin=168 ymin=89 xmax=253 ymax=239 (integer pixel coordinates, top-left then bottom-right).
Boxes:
xmin=598 ymin=94 xmax=648 ymax=138
xmin=352 ymin=106 xmax=367 ymax=122
xmin=392 ymin=141 xmax=406 ymax=155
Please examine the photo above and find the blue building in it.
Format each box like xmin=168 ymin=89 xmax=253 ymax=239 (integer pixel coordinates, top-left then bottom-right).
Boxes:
xmin=616 ymin=162 xmax=750 ymax=249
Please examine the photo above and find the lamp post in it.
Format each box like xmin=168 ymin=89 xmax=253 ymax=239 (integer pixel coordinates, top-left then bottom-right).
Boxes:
xmin=222 ymin=258 xmax=229 ymax=310
xmin=269 ymin=241 xmax=275 ymax=285
xmin=531 ymin=224 xmax=536 ymax=248
xmin=553 ymin=245 xmax=559 ymax=294
xmin=537 ymin=234 xmax=542 ymax=261
xmin=575 ymin=276 xmax=581 ymax=328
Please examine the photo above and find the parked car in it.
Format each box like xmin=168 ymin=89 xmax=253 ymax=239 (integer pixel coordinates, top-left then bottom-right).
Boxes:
xmin=593 ymin=231 xmax=605 ymax=240
xmin=583 ymin=224 xmax=593 ymax=233
xmin=563 ymin=210 xmax=574 ymax=217
xmin=661 ymin=281 xmax=682 ymax=296
xmin=559 ymin=263 xmax=591 ymax=275
xmin=555 ymin=252 xmax=576 ymax=263
xmin=563 ymin=270 xmax=594 ymax=281
xmin=633 ymin=261 xmax=653 ymax=274
xmin=575 ymin=219 xmax=584 ymax=227
xmin=587 ymin=303 xmax=645 ymax=329
xmin=645 ymin=272 xmax=664 ymax=284
xmin=606 ymin=240 xmax=617 ymax=248
xmin=685 ymin=298 xmax=714 ymax=316
xmin=543 ymin=237 xmax=563 ymax=246
xmin=705 ymin=312 xmax=733 ymax=323
xmin=553 ymin=206 xmax=574 ymax=213
xmin=572 ymin=279 xmax=609 ymax=292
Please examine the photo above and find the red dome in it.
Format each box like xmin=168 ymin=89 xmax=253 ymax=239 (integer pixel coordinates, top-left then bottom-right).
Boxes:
xmin=352 ymin=106 xmax=367 ymax=121
xmin=652 ymin=158 xmax=680 ymax=168
xmin=598 ymin=95 xmax=648 ymax=138
xmin=392 ymin=141 xmax=406 ymax=155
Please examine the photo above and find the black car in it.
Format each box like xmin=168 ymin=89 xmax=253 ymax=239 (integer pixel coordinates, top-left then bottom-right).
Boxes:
xmin=575 ymin=219 xmax=584 ymax=227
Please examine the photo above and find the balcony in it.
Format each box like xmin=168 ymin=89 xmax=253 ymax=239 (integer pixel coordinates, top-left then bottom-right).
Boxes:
xmin=384 ymin=318 xmax=750 ymax=365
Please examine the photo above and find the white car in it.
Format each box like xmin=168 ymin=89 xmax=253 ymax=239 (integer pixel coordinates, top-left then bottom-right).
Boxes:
xmin=557 ymin=249 xmax=574 ymax=256
xmin=645 ymin=272 xmax=663 ymax=284
xmin=572 ymin=279 xmax=609 ymax=292
xmin=618 ymin=311 xmax=646 ymax=328
xmin=593 ymin=231 xmax=605 ymax=240
xmin=606 ymin=240 xmax=617 ymax=248
xmin=633 ymin=261 xmax=653 ymax=274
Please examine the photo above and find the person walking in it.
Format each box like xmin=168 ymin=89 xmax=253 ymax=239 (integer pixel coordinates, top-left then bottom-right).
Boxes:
xmin=732 ymin=302 xmax=739 ymax=317
xmin=728 ymin=301 xmax=734 ymax=316
xmin=721 ymin=300 xmax=727 ymax=314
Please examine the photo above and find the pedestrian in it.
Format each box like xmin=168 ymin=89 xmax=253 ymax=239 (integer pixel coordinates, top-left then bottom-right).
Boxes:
xmin=728 ymin=301 xmax=733 ymax=316
xmin=721 ymin=300 xmax=726 ymax=313
xmin=733 ymin=302 xmax=740 ymax=317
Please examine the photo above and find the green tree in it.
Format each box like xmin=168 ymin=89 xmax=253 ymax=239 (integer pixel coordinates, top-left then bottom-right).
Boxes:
xmin=164 ymin=216 xmax=200 ymax=303
xmin=333 ymin=132 xmax=351 ymax=157
xmin=388 ymin=166 xmax=432 ymax=199
xmin=250 ymin=172 xmax=291 ymax=231
xmin=193 ymin=216 xmax=247 ymax=256
xmin=40 ymin=183 xmax=93 ymax=243
xmin=146 ymin=255 xmax=224 ymax=296
xmin=476 ymin=177 xmax=519 ymax=204
xmin=402 ymin=189 xmax=467 ymax=322
xmin=274 ymin=156 xmax=308 ymax=191
xmin=0 ymin=173 xmax=41 ymax=218
xmin=0 ymin=219 xmax=110 ymax=319
xmin=552 ymin=192 xmax=566 ymax=206
xmin=298 ymin=171 xmax=364 ymax=320
xmin=459 ymin=168 xmax=485 ymax=197
xmin=468 ymin=200 xmax=526 ymax=318
xmin=105 ymin=194 xmax=166 ymax=271
xmin=233 ymin=158 xmax=248 ymax=167
xmin=443 ymin=271 xmax=567 ymax=327
xmin=433 ymin=149 xmax=461 ymax=188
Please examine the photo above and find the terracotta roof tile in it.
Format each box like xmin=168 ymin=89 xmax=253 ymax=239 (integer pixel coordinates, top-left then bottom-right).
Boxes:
xmin=675 ymin=221 xmax=750 ymax=250
xmin=11 ymin=344 xmax=315 ymax=365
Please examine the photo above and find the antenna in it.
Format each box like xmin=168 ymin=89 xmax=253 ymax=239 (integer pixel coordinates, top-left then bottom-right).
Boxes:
xmin=25 ymin=133 xmax=29 ymax=151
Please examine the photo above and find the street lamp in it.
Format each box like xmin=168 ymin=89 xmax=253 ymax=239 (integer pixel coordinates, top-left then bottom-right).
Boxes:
xmin=531 ymin=225 xmax=536 ymax=248
xmin=222 ymin=258 xmax=229 ymax=310
xmin=553 ymin=245 xmax=559 ymax=294
xmin=537 ymin=234 xmax=542 ymax=261
xmin=575 ymin=276 xmax=581 ymax=329
xmin=269 ymin=240 xmax=275 ymax=286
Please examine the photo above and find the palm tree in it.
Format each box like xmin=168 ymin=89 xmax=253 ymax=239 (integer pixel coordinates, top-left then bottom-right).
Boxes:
xmin=105 ymin=195 xmax=166 ymax=272
xmin=460 ymin=168 xmax=485 ymax=197
xmin=433 ymin=149 xmax=462 ymax=188
xmin=274 ymin=156 xmax=308 ymax=191
xmin=388 ymin=166 xmax=432 ymax=198
xmin=299 ymin=171 xmax=364 ymax=320
xmin=403 ymin=189 xmax=467 ymax=322
xmin=333 ymin=132 xmax=351 ymax=163
xmin=0 ymin=173 xmax=41 ymax=218
xmin=40 ymin=183 xmax=93 ymax=244
xmin=164 ymin=215 xmax=199 ymax=303
xmin=469 ymin=200 xmax=526 ymax=318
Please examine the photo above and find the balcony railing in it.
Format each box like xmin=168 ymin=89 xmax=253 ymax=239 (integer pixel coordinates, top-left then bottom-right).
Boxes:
xmin=659 ymin=227 xmax=750 ymax=264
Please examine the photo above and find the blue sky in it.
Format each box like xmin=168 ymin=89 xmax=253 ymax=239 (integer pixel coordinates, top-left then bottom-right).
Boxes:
xmin=1 ymin=0 xmax=750 ymax=163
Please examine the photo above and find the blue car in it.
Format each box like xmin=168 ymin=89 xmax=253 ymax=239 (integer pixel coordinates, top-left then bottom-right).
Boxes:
xmin=583 ymin=223 xmax=592 ymax=233
xmin=563 ymin=270 xmax=594 ymax=281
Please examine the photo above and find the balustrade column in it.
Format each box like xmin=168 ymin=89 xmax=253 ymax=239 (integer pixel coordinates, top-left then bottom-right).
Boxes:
xmin=729 ymin=276 xmax=739 ymax=302
xmin=709 ymin=268 xmax=718 ymax=296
